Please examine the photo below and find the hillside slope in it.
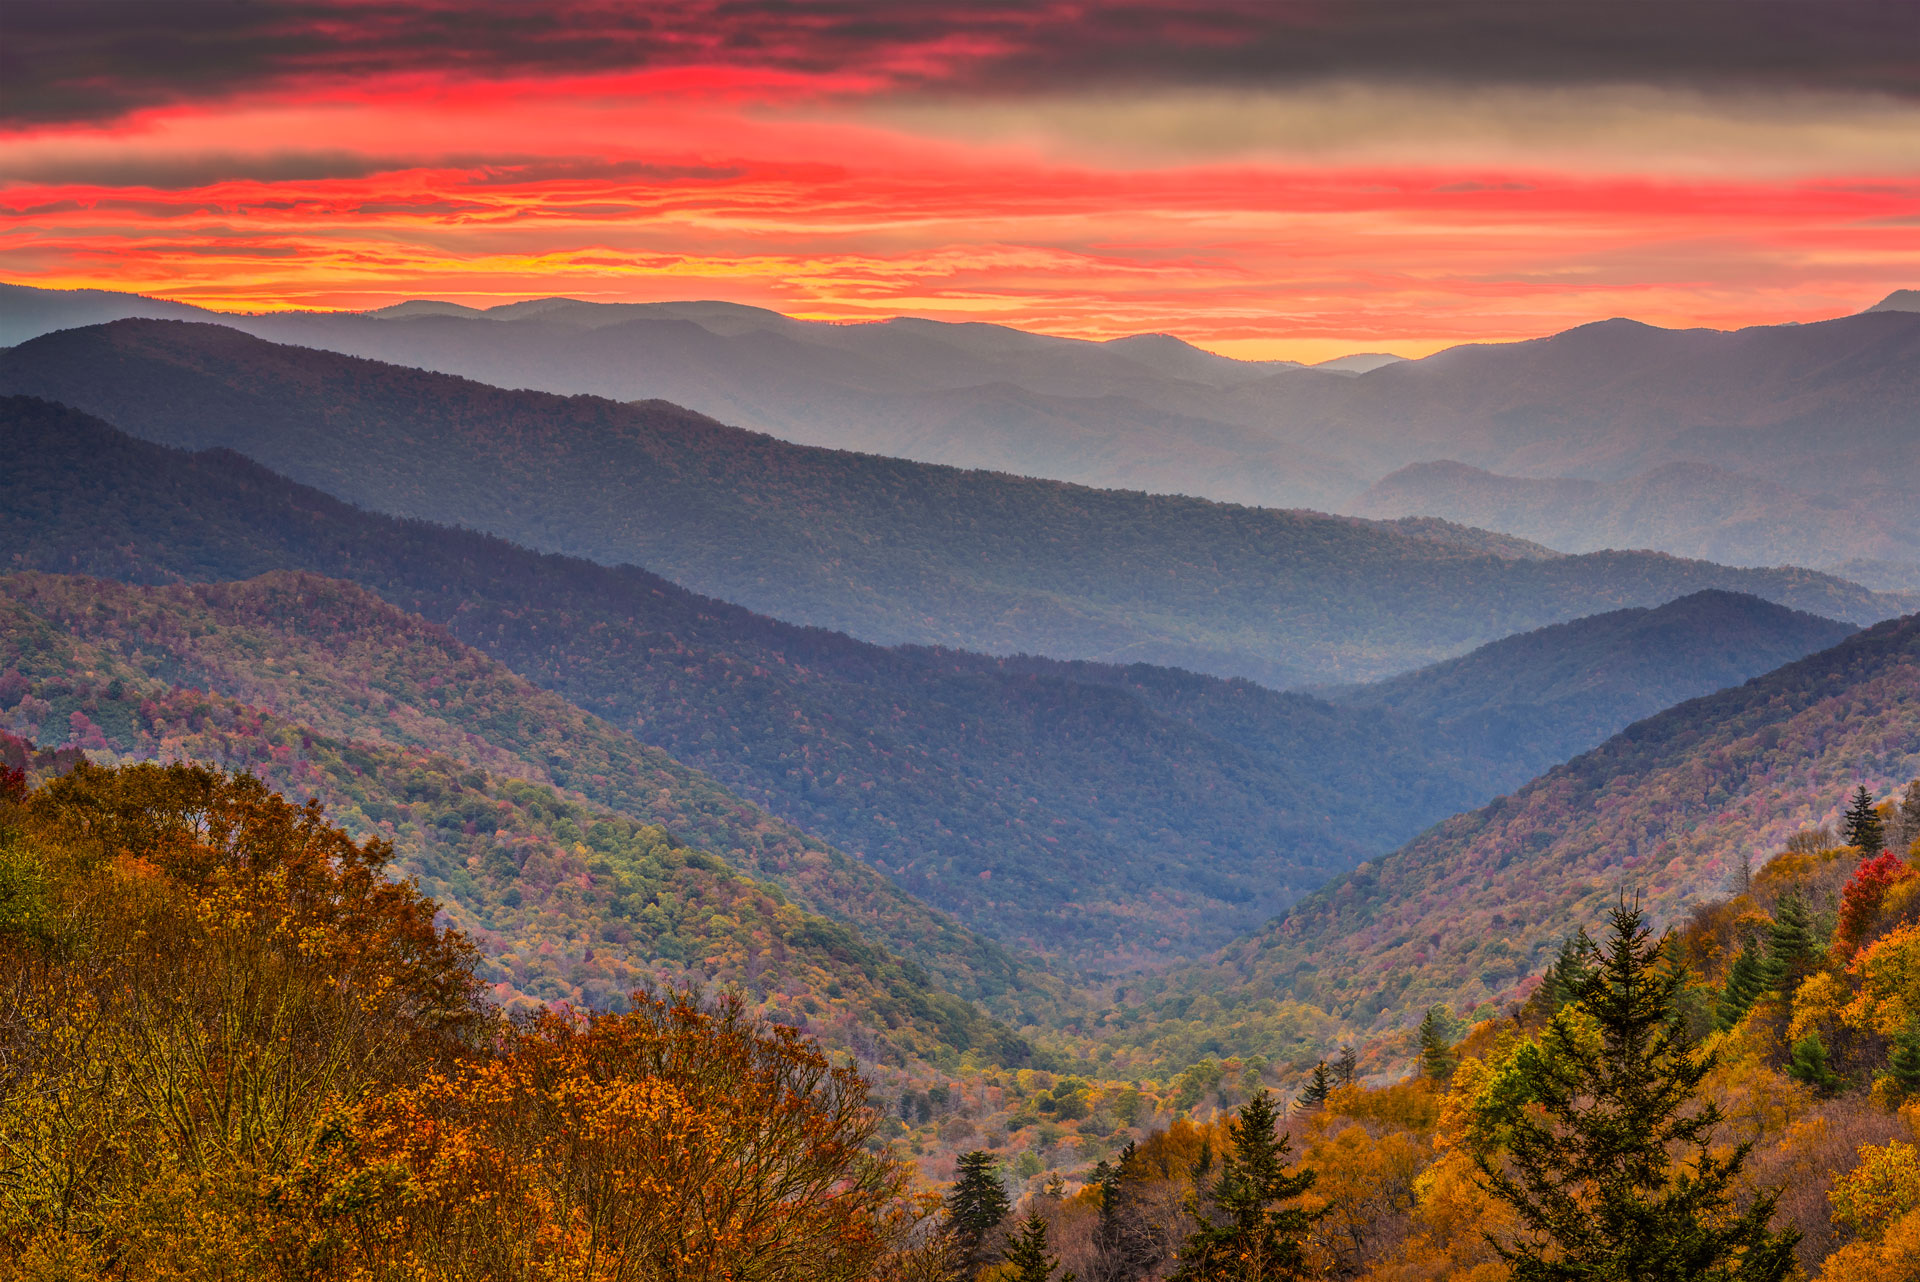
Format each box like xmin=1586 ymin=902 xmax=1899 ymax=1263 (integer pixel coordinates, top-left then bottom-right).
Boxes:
xmin=0 ymin=569 xmax=1035 ymax=1010
xmin=1350 ymin=458 xmax=1920 ymax=571
xmin=0 ymin=322 xmax=1903 ymax=686
xmin=1129 ymin=613 xmax=1920 ymax=1057
xmin=0 ymin=606 xmax=1027 ymax=1067
xmin=0 ymin=396 xmax=1506 ymax=970
xmin=1330 ymin=590 xmax=1858 ymax=785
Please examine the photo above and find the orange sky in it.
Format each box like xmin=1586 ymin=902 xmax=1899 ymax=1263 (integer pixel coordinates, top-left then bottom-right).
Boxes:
xmin=4 ymin=2 xmax=1917 ymax=361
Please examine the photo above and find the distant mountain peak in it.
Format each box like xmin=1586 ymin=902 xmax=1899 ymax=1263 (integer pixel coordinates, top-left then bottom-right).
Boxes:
xmin=1865 ymin=288 xmax=1920 ymax=314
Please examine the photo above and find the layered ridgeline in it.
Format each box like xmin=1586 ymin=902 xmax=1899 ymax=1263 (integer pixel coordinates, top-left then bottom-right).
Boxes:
xmin=0 ymin=569 xmax=1031 ymax=1014
xmin=0 ymin=602 xmax=1027 ymax=1067
xmin=0 ymin=322 xmax=1904 ymax=687
xmin=1326 ymin=590 xmax=1858 ymax=788
xmin=1 ymin=396 xmax=1503 ymax=970
xmin=7 ymin=282 xmax=1916 ymax=574
xmin=1351 ymin=458 xmax=1920 ymax=580
xmin=1119 ymin=611 xmax=1920 ymax=1065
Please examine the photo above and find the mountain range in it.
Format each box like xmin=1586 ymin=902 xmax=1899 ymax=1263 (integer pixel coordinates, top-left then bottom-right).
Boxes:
xmin=4 ymin=280 xmax=1915 ymax=578
xmin=1 ymin=393 xmax=1871 ymax=986
xmin=2 ymin=320 xmax=1905 ymax=691
xmin=1120 ymin=609 xmax=1920 ymax=1066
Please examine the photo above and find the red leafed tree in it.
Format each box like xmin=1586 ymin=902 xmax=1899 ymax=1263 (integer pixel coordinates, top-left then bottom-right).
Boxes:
xmin=1835 ymin=851 xmax=1912 ymax=958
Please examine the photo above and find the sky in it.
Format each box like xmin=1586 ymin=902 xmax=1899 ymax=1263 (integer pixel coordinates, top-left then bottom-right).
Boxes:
xmin=3 ymin=1 xmax=1918 ymax=361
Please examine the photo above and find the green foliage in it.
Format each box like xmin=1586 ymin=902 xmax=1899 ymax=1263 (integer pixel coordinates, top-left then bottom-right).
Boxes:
xmin=1298 ymin=1061 xmax=1333 ymax=1111
xmin=1003 ymin=1213 xmax=1072 ymax=1282
xmin=1334 ymin=1045 xmax=1358 ymax=1087
xmin=1174 ymin=1091 xmax=1318 ymax=1281
xmin=1786 ymin=1032 xmax=1842 ymax=1095
xmin=1760 ymin=890 xmax=1818 ymax=996
xmin=1473 ymin=901 xmax=1799 ymax=1281
xmin=945 ymin=1150 xmax=1011 ymax=1263
xmin=1716 ymin=944 xmax=1766 ymax=1032
xmin=1887 ymin=1020 xmax=1920 ymax=1095
xmin=1419 ymin=1007 xmax=1460 ymax=1082
xmin=1844 ymin=784 xmax=1888 ymax=852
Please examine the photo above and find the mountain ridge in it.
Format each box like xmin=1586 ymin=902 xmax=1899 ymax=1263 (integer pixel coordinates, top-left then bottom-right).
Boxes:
xmin=1 ymin=325 xmax=1904 ymax=689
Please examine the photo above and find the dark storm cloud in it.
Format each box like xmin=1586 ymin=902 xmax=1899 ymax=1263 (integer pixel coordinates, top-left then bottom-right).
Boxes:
xmin=6 ymin=0 xmax=1918 ymax=127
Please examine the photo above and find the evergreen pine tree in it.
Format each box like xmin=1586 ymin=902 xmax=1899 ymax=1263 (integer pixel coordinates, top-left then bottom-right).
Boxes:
xmin=1896 ymin=779 xmax=1920 ymax=854
xmin=947 ymin=1150 xmax=1012 ymax=1265
xmin=1544 ymin=929 xmax=1598 ymax=1018
xmin=1785 ymin=1032 xmax=1842 ymax=1094
xmin=1760 ymin=891 xmax=1817 ymax=996
xmin=1474 ymin=899 xmax=1799 ymax=1280
xmin=1298 ymin=1060 xmax=1333 ymax=1111
xmin=1888 ymin=1020 xmax=1920 ymax=1096
xmin=1843 ymin=785 xmax=1887 ymax=853
xmin=1715 ymin=943 xmax=1766 ymax=1032
xmin=1419 ymin=1006 xmax=1458 ymax=1081
xmin=1334 ymin=1044 xmax=1358 ymax=1088
xmin=1005 ymin=1211 xmax=1073 ymax=1282
xmin=1173 ymin=1091 xmax=1318 ymax=1281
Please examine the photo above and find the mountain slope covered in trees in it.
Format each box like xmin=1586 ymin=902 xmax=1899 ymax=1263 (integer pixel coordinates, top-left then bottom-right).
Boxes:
xmin=1121 ymin=612 xmax=1920 ymax=1062
xmin=0 ymin=323 xmax=1903 ymax=687
xmin=1 ymin=396 xmax=1506 ymax=970
xmin=0 ymin=607 xmax=1027 ymax=1066
xmin=0 ymin=568 xmax=1037 ymax=1012
xmin=1328 ymin=589 xmax=1858 ymax=785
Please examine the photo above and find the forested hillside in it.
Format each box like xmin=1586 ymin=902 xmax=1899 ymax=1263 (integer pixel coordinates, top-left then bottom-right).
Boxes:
xmin=1123 ymin=612 xmax=1920 ymax=1063
xmin=0 ymin=612 xmax=1027 ymax=1066
xmin=2 ymin=397 xmax=1506 ymax=969
xmin=0 ymin=569 xmax=1036 ymax=1011
xmin=1329 ymin=590 xmax=1857 ymax=786
xmin=1 ymin=324 xmax=1902 ymax=687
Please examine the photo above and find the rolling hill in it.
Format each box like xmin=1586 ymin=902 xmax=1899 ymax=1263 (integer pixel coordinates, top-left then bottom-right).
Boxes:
xmin=1119 ymin=610 xmax=1920 ymax=1065
xmin=0 ymin=601 xmax=1029 ymax=1067
xmin=1327 ymin=589 xmax=1858 ymax=786
xmin=1 ymin=395 xmax=1515 ymax=972
xmin=0 ymin=568 xmax=1036 ymax=1013
xmin=0 ymin=322 xmax=1903 ymax=688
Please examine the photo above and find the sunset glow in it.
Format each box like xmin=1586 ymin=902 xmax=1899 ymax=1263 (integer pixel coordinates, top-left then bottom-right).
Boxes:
xmin=5 ymin=1 xmax=1918 ymax=359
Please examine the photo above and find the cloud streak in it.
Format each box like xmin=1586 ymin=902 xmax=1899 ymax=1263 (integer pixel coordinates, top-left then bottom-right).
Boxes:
xmin=1 ymin=1 xmax=1914 ymax=359
xmin=8 ymin=0 xmax=1918 ymax=127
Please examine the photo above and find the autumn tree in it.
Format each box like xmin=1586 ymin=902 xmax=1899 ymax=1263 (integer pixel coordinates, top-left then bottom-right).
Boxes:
xmin=1846 ymin=785 xmax=1888 ymax=853
xmin=1474 ymin=899 xmax=1799 ymax=1280
xmin=1174 ymin=1091 xmax=1318 ymax=1281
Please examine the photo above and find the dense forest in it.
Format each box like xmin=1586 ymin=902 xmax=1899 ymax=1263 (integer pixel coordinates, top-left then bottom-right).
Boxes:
xmin=8 ymin=761 xmax=1920 ymax=1278
xmin=1 ymin=325 xmax=1904 ymax=689
xmin=1 ymin=398 xmax=1872 ymax=974
xmin=0 ymin=610 xmax=1026 ymax=1066
xmin=0 ymin=569 xmax=1038 ymax=1014
xmin=1327 ymin=589 xmax=1856 ymax=786
xmin=1122 ymin=611 xmax=1920 ymax=1067
xmin=0 ymin=398 xmax=1501 ymax=968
